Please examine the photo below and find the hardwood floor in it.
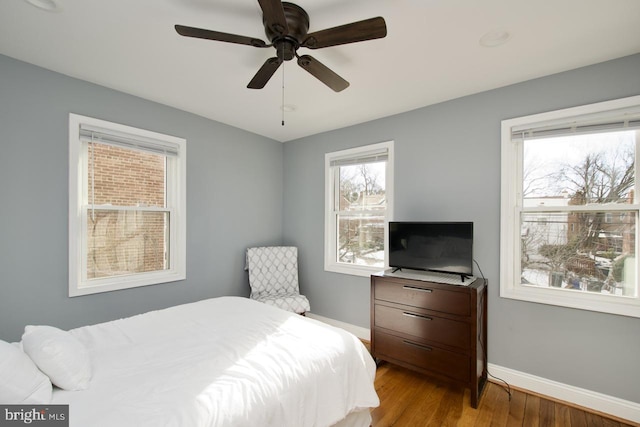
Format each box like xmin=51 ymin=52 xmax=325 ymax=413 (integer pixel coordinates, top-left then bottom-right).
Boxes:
xmin=370 ymin=361 xmax=637 ymax=427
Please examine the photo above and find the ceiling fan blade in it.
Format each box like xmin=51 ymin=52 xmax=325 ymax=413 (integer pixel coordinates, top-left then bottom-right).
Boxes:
xmin=175 ymin=25 xmax=268 ymax=48
xmin=247 ymin=57 xmax=283 ymax=89
xmin=258 ymin=0 xmax=289 ymax=36
xmin=297 ymin=55 xmax=349 ymax=92
xmin=301 ymin=17 xmax=387 ymax=49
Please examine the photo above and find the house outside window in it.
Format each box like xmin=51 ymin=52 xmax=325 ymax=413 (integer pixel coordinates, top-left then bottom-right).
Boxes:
xmin=325 ymin=141 xmax=394 ymax=277
xmin=69 ymin=114 xmax=186 ymax=296
xmin=500 ymin=95 xmax=640 ymax=317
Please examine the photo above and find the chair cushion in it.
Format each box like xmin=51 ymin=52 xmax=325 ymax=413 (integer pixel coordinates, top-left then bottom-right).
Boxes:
xmin=246 ymin=246 xmax=300 ymax=298
xmin=253 ymin=293 xmax=311 ymax=314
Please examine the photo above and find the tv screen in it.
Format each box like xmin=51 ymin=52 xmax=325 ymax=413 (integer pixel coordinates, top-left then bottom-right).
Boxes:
xmin=389 ymin=222 xmax=473 ymax=276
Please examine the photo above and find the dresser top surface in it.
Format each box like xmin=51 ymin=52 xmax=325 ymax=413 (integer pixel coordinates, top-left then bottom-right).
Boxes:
xmin=372 ymin=270 xmax=486 ymax=290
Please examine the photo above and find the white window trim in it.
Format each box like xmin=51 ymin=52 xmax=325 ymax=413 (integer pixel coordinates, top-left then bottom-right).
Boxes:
xmin=69 ymin=113 xmax=186 ymax=297
xmin=324 ymin=141 xmax=394 ymax=277
xmin=500 ymin=95 xmax=640 ymax=317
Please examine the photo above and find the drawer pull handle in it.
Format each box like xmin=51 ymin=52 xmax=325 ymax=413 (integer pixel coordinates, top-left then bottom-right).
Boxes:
xmin=403 ymin=285 xmax=432 ymax=293
xmin=403 ymin=340 xmax=432 ymax=351
xmin=403 ymin=312 xmax=432 ymax=321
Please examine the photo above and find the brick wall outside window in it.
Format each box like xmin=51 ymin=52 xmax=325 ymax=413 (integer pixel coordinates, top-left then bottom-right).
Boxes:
xmin=86 ymin=143 xmax=167 ymax=279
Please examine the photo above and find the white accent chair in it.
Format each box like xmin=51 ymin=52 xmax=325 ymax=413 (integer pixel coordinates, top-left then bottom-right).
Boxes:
xmin=246 ymin=246 xmax=310 ymax=315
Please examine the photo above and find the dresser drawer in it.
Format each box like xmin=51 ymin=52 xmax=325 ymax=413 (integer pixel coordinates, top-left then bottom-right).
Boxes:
xmin=373 ymin=279 xmax=470 ymax=316
xmin=374 ymin=330 xmax=470 ymax=383
xmin=374 ymin=304 xmax=470 ymax=350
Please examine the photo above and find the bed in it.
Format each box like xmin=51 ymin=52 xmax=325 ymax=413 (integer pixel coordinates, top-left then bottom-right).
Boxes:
xmin=3 ymin=297 xmax=379 ymax=427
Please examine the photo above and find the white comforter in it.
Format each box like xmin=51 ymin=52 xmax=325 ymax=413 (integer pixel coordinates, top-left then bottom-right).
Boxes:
xmin=52 ymin=297 xmax=379 ymax=427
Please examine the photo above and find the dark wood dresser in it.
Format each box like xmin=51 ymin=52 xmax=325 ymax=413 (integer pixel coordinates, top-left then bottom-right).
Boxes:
xmin=370 ymin=271 xmax=487 ymax=408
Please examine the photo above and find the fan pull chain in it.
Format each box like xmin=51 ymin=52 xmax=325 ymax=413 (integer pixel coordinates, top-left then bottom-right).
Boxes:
xmin=281 ymin=55 xmax=285 ymax=126
xmin=280 ymin=39 xmax=286 ymax=126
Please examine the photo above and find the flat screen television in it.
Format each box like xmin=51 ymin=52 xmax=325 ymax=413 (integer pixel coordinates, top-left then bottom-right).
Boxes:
xmin=389 ymin=221 xmax=473 ymax=278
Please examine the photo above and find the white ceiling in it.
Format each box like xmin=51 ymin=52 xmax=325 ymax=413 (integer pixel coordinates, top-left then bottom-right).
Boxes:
xmin=1 ymin=0 xmax=639 ymax=142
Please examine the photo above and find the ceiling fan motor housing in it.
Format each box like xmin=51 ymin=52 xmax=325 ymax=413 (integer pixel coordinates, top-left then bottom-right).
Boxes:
xmin=264 ymin=2 xmax=309 ymax=61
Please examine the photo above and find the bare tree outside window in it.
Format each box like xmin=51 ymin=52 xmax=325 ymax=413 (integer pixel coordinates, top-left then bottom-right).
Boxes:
xmin=337 ymin=161 xmax=386 ymax=267
xmin=521 ymin=131 xmax=636 ymax=296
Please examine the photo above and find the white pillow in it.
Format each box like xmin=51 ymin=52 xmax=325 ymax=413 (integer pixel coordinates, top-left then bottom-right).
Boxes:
xmin=0 ymin=339 xmax=52 ymax=403
xmin=22 ymin=325 xmax=92 ymax=391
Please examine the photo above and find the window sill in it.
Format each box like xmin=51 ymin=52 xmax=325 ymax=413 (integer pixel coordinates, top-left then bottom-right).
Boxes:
xmin=69 ymin=271 xmax=185 ymax=297
xmin=324 ymin=263 xmax=384 ymax=278
xmin=500 ymin=283 xmax=640 ymax=318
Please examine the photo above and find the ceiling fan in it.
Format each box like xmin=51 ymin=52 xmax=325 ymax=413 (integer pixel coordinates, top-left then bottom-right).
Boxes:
xmin=175 ymin=0 xmax=387 ymax=92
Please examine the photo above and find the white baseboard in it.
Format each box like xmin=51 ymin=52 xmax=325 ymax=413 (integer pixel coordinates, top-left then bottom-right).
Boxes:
xmin=488 ymin=363 xmax=640 ymax=424
xmin=305 ymin=312 xmax=371 ymax=341
xmin=305 ymin=313 xmax=640 ymax=424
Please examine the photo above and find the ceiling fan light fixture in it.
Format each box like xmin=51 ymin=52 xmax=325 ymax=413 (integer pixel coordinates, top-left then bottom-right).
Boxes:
xmin=24 ymin=0 xmax=62 ymax=12
xmin=479 ymin=30 xmax=511 ymax=47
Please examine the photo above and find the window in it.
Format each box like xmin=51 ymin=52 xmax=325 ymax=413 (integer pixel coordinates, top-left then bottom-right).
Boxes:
xmin=69 ymin=114 xmax=186 ymax=296
xmin=325 ymin=141 xmax=394 ymax=277
xmin=500 ymin=95 xmax=640 ymax=317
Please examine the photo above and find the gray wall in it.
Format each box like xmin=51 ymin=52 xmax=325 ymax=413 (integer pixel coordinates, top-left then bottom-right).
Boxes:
xmin=0 ymin=54 xmax=284 ymax=342
xmin=283 ymin=54 xmax=640 ymax=404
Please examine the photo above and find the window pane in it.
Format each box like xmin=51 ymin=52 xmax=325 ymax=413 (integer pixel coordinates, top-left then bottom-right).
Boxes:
xmin=523 ymin=131 xmax=635 ymax=206
xmin=87 ymin=209 xmax=169 ymax=279
xmin=521 ymin=210 xmax=637 ymax=297
xmin=338 ymin=162 xmax=386 ymax=211
xmin=337 ymin=215 xmax=385 ymax=267
xmin=88 ymin=143 xmax=166 ymax=208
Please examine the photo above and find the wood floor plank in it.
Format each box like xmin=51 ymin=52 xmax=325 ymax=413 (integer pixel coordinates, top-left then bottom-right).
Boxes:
xmin=371 ymin=366 xmax=418 ymax=426
xmin=370 ymin=359 xmax=635 ymax=427
xmin=372 ymin=364 xmax=436 ymax=426
xmin=602 ymin=418 xmax=620 ymax=427
xmin=505 ymin=386 xmax=527 ymax=427
xmin=422 ymin=384 xmax=464 ymax=427
xmin=585 ymin=412 xmax=605 ymax=427
xmin=569 ymin=406 xmax=589 ymax=427
xmin=483 ymin=382 xmax=510 ymax=426
xmin=539 ymin=398 xmax=555 ymax=426
xmin=387 ymin=370 xmax=443 ymax=426
xmin=523 ymin=394 xmax=541 ymax=426
xmin=554 ymin=402 xmax=572 ymax=427
xmin=401 ymin=381 xmax=451 ymax=426
xmin=471 ymin=381 xmax=499 ymax=426
xmin=602 ymin=416 xmax=635 ymax=427
xmin=455 ymin=388 xmax=480 ymax=427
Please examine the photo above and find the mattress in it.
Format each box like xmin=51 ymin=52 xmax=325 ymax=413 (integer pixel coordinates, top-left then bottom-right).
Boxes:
xmin=51 ymin=297 xmax=379 ymax=427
